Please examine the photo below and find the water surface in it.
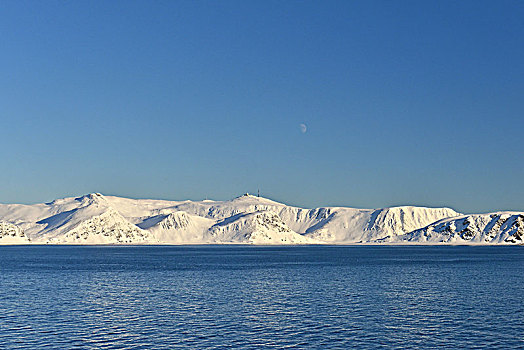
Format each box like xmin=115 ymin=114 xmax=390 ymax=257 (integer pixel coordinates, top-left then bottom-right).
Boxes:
xmin=0 ymin=245 xmax=522 ymax=349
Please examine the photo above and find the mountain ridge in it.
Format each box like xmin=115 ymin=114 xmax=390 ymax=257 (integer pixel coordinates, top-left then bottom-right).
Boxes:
xmin=0 ymin=193 xmax=521 ymax=245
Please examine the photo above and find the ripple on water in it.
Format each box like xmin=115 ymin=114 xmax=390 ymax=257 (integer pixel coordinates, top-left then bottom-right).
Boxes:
xmin=0 ymin=246 xmax=523 ymax=349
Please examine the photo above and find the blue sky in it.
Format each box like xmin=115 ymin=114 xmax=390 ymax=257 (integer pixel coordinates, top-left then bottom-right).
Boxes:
xmin=1 ymin=0 xmax=523 ymax=213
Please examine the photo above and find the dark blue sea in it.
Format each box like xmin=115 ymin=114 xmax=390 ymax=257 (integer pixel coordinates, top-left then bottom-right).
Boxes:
xmin=0 ymin=246 xmax=522 ymax=349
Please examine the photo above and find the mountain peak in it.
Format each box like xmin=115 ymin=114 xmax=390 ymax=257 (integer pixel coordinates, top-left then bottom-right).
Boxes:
xmin=230 ymin=193 xmax=282 ymax=205
xmin=75 ymin=192 xmax=107 ymax=204
xmin=237 ymin=193 xmax=256 ymax=199
xmin=1 ymin=193 xmax=521 ymax=245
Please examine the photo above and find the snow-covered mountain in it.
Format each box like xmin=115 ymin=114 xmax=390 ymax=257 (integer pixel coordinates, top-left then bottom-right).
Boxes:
xmin=382 ymin=212 xmax=524 ymax=244
xmin=208 ymin=210 xmax=314 ymax=244
xmin=0 ymin=221 xmax=28 ymax=244
xmin=302 ymin=206 xmax=459 ymax=243
xmin=0 ymin=192 xmax=518 ymax=245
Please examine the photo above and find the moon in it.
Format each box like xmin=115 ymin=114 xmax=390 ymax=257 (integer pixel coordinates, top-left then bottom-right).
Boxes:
xmin=299 ymin=123 xmax=307 ymax=133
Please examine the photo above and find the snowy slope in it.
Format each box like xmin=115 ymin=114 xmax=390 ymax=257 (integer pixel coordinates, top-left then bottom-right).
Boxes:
xmin=138 ymin=211 xmax=215 ymax=244
xmin=2 ymin=192 xmax=510 ymax=245
xmin=0 ymin=221 xmax=29 ymax=244
xmin=302 ymin=206 xmax=460 ymax=242
xmin=208 ymin=210 xmax=315 ymax=244
xmin=158 ymin=194 xmax=460 ymax=242
xmin=384 ymin=212 xmax=524 ymax=244
xmin=0 ymin=193 xmax=154 ymax=244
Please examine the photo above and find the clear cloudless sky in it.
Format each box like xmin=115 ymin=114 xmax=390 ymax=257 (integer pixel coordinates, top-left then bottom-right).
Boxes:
xmin=1 ymin=0 xmax=523 ymax=213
